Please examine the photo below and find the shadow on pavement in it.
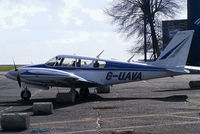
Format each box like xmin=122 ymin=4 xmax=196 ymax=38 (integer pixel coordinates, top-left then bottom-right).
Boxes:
xmin=0 ymin=94 xmax=188 ymax=113
xmin=0 ymin=129 xmax=27 ymax=133
xmin=153 ymin=88 xmax=200 ymax=92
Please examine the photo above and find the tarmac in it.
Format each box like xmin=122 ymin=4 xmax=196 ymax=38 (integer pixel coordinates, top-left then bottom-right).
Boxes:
xmin=1 ymin=71 xmax=200 ymax=134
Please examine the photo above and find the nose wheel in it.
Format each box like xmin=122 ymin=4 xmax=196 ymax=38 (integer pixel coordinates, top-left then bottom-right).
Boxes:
xmin=21 ymin=88 xmax=31 ymax=100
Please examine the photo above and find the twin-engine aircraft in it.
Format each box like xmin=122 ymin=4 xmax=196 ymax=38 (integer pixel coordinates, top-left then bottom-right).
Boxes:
xmin=6 ymin=30 xmax=194 ymax=101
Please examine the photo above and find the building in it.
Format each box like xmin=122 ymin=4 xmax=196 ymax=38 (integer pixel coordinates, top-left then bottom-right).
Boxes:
xmin=188 ymin=0 xmax=200 ymax=65
xmin=162 ymin=1 xmax=200 ymax=65
xmin=162 ymin=19 xmax=188 ymax=49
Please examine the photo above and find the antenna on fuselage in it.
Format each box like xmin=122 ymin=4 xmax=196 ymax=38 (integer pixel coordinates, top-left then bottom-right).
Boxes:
xmin=96 ymin=50 xmax=104 ymax=58
xmin=127 ymin=54 xmax=135 ymax=63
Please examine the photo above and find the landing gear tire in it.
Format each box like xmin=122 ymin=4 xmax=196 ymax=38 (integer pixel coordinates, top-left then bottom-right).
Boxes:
xmin=21 ymin=90 xmax=31 ymax=100
xmin=75 ymin=90 xmax=80 ymax=98
xmin=80 ymin=87 xmax=89 ymax=98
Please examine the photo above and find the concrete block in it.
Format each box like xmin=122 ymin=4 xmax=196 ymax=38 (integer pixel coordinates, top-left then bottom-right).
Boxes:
xmin=189 ymin=81 xmax=200 ymax=89
xmin=96 ymin=86 xmax=110 ymax=93
xmin=33 ymin=102 xmax=53 ymax=115
xmin=111 ymin=129 xmax=134 ymax=134
xmin=1 ymin=113 xmax=30 ymax=130
xmin=56 ymin=92 xmax=75 ymax=103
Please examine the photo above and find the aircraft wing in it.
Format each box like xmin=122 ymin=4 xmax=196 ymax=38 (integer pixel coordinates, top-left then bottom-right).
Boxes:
xmin=19 ymin=68 xmax=100 ymax=87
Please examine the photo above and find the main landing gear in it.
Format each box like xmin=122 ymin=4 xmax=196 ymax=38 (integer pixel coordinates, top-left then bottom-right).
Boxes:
xmin=71 ymin=87 xmax=89 ymax=99
xmin=21 ymin=88 xmax=31 ymax=100
xmin=56 ymin=87 xmax=90 ymax=103
xmin=79 ymin=87 xmax=89 ymax=98
xmin=72 ymin=87 xmax=90 ymax=102
xmin=70 ymin=87 xmax=89 ymax=98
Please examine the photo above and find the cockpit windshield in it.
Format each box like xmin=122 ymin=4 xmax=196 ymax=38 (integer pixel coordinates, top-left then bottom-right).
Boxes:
xmin=45 ymin=57 xmax=75 ymax=67
xmin=45 ymin=57 xmax=57 ymax=66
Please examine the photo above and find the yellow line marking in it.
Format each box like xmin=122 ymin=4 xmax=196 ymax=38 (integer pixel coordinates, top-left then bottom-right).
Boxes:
xmin=102 ymin=111 xmax=200 ymax=120
xmin=32 ymin=118 xmax=96 ymax=126
xmin=31 ymin=110 xmax=200 ymax=126
xmin=169 ymin=115 xmax=200 ymax=120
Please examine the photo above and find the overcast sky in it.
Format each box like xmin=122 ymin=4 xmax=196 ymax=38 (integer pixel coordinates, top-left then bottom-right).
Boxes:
xmin=0 ymin=0 xmax=187 ymax=64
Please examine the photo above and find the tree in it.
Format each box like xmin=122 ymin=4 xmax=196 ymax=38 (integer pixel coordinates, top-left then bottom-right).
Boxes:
xmin=106 ymin=0 xmax=181 ymax=60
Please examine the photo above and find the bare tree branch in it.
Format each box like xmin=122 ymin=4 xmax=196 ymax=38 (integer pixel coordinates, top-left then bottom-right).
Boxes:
xmin=106 ymin=0 xmax=182 ymax=60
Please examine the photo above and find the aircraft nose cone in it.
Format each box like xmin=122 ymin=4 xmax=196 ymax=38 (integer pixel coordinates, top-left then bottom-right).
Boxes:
xmin=5 ymin=69 xmax=17 ymax=80
xmin=5 ymin=72 xmax=9 ymax=78
xmin=5 ymin=71 xmax=11 ymax=79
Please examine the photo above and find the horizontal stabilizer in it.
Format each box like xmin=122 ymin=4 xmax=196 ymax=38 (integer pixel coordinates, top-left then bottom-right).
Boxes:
xmin=185 ymin=65 xmax=200 ymax=74
xmin=167 ymin=68 xmax=190 ymax=74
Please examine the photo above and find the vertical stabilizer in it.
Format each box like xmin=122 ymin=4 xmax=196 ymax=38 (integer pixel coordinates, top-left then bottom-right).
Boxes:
xmin=153 ymin=30 xmax=194 ymax=68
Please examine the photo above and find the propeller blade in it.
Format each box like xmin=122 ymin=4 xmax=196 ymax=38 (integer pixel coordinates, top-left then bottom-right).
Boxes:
xmin=17 ymin=73 xmax=21 ymax=87
xmin=13 ymin=59 xmax=17 ymax=71
xmin=13 ymin=59 xmax=21 ymax=87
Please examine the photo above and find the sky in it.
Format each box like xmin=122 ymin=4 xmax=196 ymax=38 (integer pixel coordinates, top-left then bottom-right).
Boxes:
xmin=0 ymin=0 xmax=187 ymax=64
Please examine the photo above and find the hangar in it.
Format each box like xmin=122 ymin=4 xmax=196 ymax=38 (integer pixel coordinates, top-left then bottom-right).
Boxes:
xmin=162 ymin=0 xmax=200 ymax=66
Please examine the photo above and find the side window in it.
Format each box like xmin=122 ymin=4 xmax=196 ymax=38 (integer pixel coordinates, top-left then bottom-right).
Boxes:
xmin=93 ymin=60 xmax=106 ymax=68
xmin=93 ymin=60 xmax=99 ymax=68
xmin=61 ymin=58 xmax=76 ymax=67
xmin=76 ymin=59 xmax=81 ymax=67
xmin=81 ymin=59 xmax=93 ymax=68
xmin=98 ymin=61 xmax=106 ymax=68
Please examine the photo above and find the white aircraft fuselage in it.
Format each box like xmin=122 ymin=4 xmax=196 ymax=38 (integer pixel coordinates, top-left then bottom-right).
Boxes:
xmin=6 ymin=59 xmax=174 ymax=88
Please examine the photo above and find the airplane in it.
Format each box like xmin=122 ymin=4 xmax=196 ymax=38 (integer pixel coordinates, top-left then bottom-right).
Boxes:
xmin=5 ymin=30 xmax=194 ymax=102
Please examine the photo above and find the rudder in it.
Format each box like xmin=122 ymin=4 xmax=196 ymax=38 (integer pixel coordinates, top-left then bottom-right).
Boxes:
xmin=153 ymin=30 xmax=194 ymax=68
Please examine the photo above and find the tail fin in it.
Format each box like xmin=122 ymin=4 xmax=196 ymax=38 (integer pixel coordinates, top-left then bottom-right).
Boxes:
xmin=153 ymin=30 xmax=194 ymax=69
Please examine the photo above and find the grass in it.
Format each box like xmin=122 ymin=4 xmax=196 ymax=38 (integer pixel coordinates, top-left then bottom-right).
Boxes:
xmin=0 ymin=65 xmax=25 ymax=71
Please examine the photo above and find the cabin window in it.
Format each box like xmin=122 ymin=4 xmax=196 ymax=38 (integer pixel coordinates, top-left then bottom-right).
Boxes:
xmin=93 ymin=60 xmax=106 ymax=68
xmin=61 ymin=58 xmax=76 ymax=67
xmin=93 ymin=61 xmax=99 ymax=68
xmin=98 ymin=61 xmax=106 ymax=68
xmin=80 ymin=59 xmax=93 ymax=68
xmin=46 ymin=57 xmax=106 ymax=68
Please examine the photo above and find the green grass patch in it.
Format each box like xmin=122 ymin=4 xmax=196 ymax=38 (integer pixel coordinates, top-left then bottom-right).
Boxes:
xmin=0 ymin=65 xmax=25 ymax=71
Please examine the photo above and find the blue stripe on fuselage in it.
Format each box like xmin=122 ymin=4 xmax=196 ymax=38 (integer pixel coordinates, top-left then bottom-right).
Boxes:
xmin=25 ymin=62 xmax=165 ymax=71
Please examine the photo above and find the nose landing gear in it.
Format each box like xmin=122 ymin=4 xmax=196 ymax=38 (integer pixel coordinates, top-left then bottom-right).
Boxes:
xmin=21 ymin=88 xmax=31 ymax=100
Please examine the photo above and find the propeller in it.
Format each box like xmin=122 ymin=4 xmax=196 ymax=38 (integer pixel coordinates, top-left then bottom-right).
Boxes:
xmin=17 ymin=73 xmax=21 ymax=87
xmin=13 ymin=59 xmax=17 ymax=71
xmin=13 ymin=60 xmax=21 ymax=87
